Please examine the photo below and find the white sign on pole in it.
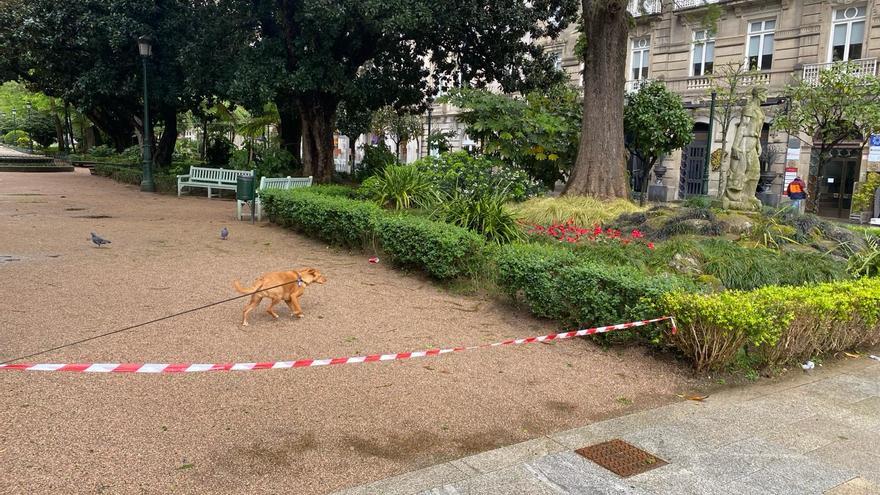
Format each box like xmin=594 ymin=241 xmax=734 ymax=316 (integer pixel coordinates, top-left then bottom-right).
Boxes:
xmin=869 ymin=134 xmax=880 ymax=162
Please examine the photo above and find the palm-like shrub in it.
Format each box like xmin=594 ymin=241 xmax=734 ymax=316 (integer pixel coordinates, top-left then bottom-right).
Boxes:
xmin=360 ymin=165 xmax=438 ymax=210
xmin=432 ymin=189 xmax=522 ymax=244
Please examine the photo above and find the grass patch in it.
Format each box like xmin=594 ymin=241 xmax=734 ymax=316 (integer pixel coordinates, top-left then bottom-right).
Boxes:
xmin=510 ymin=195 xmax=643 ymax=227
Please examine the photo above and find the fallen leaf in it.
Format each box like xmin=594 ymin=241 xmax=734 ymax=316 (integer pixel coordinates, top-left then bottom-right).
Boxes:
xmin=677 ymin=394 xmax=709 ymax=401
xmin=844 ymin=352 xmax=861 ymax=358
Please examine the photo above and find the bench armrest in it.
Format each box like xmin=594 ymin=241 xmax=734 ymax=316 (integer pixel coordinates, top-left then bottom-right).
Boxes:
xmin=177 ymin=174 xmax=191 ymax=179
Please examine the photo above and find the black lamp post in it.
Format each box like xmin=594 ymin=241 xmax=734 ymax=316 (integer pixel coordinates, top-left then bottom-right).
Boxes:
xmin=138 ymin=35 xmax=156 ymax=192
xmin=12 ymin=108 xmax=17 ymax=131
xmin=26 ymin=102 xmax=33 ymax=153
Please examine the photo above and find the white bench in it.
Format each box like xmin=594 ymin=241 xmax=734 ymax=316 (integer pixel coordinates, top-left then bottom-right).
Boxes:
xmin=236 ymin=175 xmax=313 ymax=221
xmin=177 ymin=166 xmax=255 ymax=198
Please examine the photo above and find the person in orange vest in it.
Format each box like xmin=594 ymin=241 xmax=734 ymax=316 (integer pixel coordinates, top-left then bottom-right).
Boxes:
xmin=787 ymin=176 xmax=807 ymax=213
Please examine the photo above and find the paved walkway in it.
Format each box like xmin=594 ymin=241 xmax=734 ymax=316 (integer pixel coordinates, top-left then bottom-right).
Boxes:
xmin=0 ymin=144 xmax=32 ymax=156
xmin=336 ymin=357 xmax=880 ymax=494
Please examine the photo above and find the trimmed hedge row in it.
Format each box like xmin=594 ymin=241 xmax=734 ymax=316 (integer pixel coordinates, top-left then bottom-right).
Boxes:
xmin=661 ymin=278 xmax=880 ymax=370
xmin=496 ymin=243 xmax=696 ymax=330
xmin=93 ymin=163 xmax=177 ymax=193
xmin=261 ymin=188 xmax=484 ymax=279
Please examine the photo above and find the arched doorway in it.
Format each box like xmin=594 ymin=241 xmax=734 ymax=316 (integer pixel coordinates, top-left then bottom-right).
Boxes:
xmin=679 ymin=123 xmax=709 ymax=198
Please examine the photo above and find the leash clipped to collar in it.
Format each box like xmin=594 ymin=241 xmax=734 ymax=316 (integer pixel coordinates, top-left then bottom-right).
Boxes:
xmin=296 ymin=273 xmax=304 ymax=287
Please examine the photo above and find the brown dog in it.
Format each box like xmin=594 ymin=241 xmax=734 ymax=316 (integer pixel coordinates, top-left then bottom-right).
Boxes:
xmin=233 ymin=268 xmax=326 ymax=326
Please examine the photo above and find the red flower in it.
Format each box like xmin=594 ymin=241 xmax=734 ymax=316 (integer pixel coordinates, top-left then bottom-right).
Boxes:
xmin=631 ymin=229 xmax=643 ymax=239
xmin=647 ymin=242 xmax=655 ymax=250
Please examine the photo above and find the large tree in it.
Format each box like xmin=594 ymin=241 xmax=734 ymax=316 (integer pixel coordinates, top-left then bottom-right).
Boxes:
xmin=0 ymin=0 xmax=244 ymax=166
xmin=775 ymin=63 xmax=880 ymax=213
xmin=245 ymin=0 xmax=577 ymax=183
xmin=563 ymin=0 xmax=630 ymax=197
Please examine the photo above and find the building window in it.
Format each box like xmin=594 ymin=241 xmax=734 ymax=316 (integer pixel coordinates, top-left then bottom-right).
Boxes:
xmin=549 ymin=49 xmax=563 ymax=71
xmin=830 ymin=6 xmax=866 ymax=62
xmin=631 ymin=38 xmax=650 ymax=80
xmin=747 ymin=20 xmax=775 ymax=70
xmin=691 ymin=30 xmax=715 ymax=76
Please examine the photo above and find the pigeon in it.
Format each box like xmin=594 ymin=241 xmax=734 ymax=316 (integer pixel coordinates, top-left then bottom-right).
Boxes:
xmin=220 ymin=227 xmax=229 ymax=240
xmin=90 ymin=232 xmax=111 ymax=247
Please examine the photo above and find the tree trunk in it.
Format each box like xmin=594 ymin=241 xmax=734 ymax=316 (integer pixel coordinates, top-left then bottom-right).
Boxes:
xmin=298 ymin=95 xmax=337 ymax=183
xmin=563 ymin=0 xmax=630 ymax=198
xmin=200 ymin=117 xmax=208 ymax=161
xmin=348 ymin=137 xmax=357 ymax=169
xmin=153 ymin=108 xmax=178 ymax=167
xmin=277 ymin=94 xmax=302 ymax=163
xmin=639 ymin=158 xmax=657 ymax=207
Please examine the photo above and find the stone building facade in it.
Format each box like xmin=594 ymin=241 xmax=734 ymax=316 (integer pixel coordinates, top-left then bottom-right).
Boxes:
xmin=422 ymin=0 xmax=880 ymax=218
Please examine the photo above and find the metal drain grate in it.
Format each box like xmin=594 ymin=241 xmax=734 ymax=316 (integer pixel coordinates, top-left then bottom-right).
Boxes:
xmin=575 ymin=439 xmax=667 ymax=478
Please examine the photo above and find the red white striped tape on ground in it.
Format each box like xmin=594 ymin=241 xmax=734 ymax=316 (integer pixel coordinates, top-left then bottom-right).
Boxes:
xmin=0 ymin=317 xmax=676 ymax=374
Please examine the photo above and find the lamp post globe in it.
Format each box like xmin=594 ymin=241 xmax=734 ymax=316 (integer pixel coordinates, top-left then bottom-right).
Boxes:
xmin=138 ymin=35 xmax=156 ymax=192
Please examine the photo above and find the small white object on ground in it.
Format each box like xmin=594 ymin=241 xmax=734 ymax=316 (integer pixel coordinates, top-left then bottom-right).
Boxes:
xmin=801 ymin=361 xmax=815 ymax=371
xmin=368 ymin=256 xmax=379 ymax=264
xmin=870 ymin=355 xmax=880 ymax=362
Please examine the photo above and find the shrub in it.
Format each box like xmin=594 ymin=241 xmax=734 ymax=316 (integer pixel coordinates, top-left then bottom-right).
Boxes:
xmin=496 ymin=243 xmax=694 ymax=331
xmin=205 ymin=135 xmax=233 ymax=167
xmin=661 ymin=278 xmax=880 ymax=370
xmin=432 ymin=190 xmax=523 ymax=244
xmin=360 ymin=165 xmax=438 ymax=209
xmin=3 ymin=130 xmax=29 ymax=146
xmin=511 ymin=195 xmax=642 ymax=227
xmin=852 ymin=172 xmax=880 ymax=212
xmin=88 ymin=145 xmax=117 ymax=158
xmin=415 ymin=151 xmax=544 ymax=201
xmin=92 ymin=163 xmax=177 ymax=193
xmin=846 ymin=231 xmax=880 ymax=277
xmin=377 ymin=214 xmax=485 ymax=279
xmin=261 ymin=189 xmax=380 ymax=249
xmin=308 ymin=184 xmax=357 ymax=198
xmin=355 ymin=143 xmax=397 ymax=180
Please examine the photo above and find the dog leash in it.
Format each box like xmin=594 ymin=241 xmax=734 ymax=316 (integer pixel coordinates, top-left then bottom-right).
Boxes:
xmin=0 ymin=279 xmax=304 ymax=366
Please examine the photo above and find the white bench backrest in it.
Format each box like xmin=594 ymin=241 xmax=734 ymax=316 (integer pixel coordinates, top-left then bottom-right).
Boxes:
xmin=259 ymin=176 xmax=314 ymax=191
xmin=190 ymin=167 xmax=253 ymax=183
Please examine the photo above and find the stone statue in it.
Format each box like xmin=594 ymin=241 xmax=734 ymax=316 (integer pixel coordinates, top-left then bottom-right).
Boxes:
xmin=722 ymin=87 xmax=766 ymax=211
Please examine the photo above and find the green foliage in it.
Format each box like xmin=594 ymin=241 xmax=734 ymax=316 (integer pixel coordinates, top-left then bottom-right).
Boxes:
xmin=510 ymin=196 xmax=642 ymax=227
xmin=370 ymin=106 xmax=423 ymax=157
xmin=360 ymin=165 xmax=438 ymax=210
xmin=432 ymin=190 xmax=523 ymax=244
xmin=852 ymin=172 xmax=880 ymax=212
xmin=441 ymin=86 xmax=581 ymax=188
xmin=427 ymin=130 xmax=456 ymax=155
xmin=496 ymin=242 xmax=695 ymax=330
xmin=377 ymin=215 xmax=486 ymax=279
xmin=624 ymin=82 xmax=694 ymax=204
xmin=355 ymin=143 xmax=398 ymax=181
xmin=414 ymin=151 xmax=543 ymax=202
xmin=683 ymin=196 xmax=713 ymax=209
xmin=261 ymin=189 xmax=381 ymax=249
xmin=3 ymin=129 xmax=28 ymax=145
xmin=661 ymin=278 xmax=880 ymax=370
xmin=205 ymin=136 xmax=233 ymax=168
xmin=845 ymin=231 xmax=880 ymax=278
xmin=308 ymin=184 xmax=357 ymax=198
xmin=92 ymin=163 xmax=177 ymax=193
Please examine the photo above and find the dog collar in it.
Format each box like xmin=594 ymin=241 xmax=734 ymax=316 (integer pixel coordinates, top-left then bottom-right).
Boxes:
xmin=296 ymin=274 xmax=304 ymax=287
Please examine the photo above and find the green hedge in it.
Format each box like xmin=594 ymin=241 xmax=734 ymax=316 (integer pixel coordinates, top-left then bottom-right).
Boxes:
xmin=261 ymin=189 xmax=381 ymax=249
xmin=496 ymin=243 xmax=695 ymax=330
xmin=93 ymin=163 xmax=177 ymax=193
xmin=307 ymin=184 xmax=358 ymax=198
xmin=262 ymin=188 xmax=486 ymax=280
xmin=661 ymin=278 xmax=880 ymax=370
xmin=377 ymin=214 xmax=485 ymax=279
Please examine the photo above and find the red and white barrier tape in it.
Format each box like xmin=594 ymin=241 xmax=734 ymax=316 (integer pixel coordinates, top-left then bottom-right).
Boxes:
xmin=0 ymin=317 xmax=676 ymax=374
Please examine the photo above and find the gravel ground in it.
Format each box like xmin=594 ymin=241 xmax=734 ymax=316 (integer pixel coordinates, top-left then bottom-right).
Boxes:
xmin=0 ymin=170 xmax=704 ymax=494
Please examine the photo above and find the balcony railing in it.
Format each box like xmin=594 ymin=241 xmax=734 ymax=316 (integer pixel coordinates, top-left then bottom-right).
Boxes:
xmin=628 ymin=0 xmax=661 ymax=16
xmin=802 ymin=58 xmax=877 ymax=85
xmin=683 ymin=71 xmax=771 ymax=91
xmin=673 ymin=0 xmax=720 ymax=10
xmin=625 ymin=78 xmax=654 ymax=93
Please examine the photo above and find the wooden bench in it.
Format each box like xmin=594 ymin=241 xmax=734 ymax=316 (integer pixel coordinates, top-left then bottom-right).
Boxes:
xmin=236 ymin=175 xmax=313 ymax=221
xmin=177 ymin=166 xmax=254 ymax=198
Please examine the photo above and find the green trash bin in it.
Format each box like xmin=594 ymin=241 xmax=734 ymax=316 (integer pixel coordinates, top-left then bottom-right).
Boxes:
xmin=236 ymin=174 xmax=255 ymax=201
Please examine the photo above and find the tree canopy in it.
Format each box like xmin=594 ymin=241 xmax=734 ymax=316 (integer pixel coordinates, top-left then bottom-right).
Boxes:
xmin=775 ymin=63 xmax=880 ymax=212
xmin=624 ymin=81 xmax=694 ymax=205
